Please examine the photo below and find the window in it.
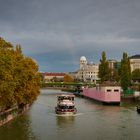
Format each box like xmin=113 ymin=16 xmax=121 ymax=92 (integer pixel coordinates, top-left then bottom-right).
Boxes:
xmin=114 ymin=89 xmax=119 ymax=92
xmin=107 ymin=89 xmax=111 ymax=92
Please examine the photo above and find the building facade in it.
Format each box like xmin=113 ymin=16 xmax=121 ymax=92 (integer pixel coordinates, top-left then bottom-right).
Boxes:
xmin=108 ymin=59 xmax=117 ymax=70
xmin=76 ymin=56 xmax=99 ymax=83
xmin=43 ymin=73 xmax=65 ymax=82
xmin=130 ymin=55 xmax=140 ymax=72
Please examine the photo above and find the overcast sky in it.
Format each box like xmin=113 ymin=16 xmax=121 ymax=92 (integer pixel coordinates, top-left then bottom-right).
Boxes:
xmin=0 ymin=0 xmax=140 ymax=72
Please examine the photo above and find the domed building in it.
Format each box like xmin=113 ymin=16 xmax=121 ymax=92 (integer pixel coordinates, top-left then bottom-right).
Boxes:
xmin=76 ymin=56 xmax=99 ymax=83
xmin=80 ymin=56 xmax=87 ymax=68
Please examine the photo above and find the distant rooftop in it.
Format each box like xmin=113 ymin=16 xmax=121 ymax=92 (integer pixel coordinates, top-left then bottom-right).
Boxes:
xmin=87 ymin=63 xmax=95 ymax=66
xmin=108 ymin=59 xmax=117 ymax=62
xmin=43 ymin=72 xmax=65 ymax=76
xmin=130 ymin=55 xmax=140 ymax=59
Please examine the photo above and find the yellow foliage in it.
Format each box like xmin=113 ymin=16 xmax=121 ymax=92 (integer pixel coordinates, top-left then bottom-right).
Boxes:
xmin=64 ymin=74 xmax=74 ymax=82
xmin=0 ymin=37 xmax=40 ymax=110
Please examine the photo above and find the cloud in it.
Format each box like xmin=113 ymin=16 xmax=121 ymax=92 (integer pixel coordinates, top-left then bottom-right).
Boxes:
xmin=79 ymin=35 xmax=140 ymax=44
xmin=0 ymin=0 xmax=140 ymax=71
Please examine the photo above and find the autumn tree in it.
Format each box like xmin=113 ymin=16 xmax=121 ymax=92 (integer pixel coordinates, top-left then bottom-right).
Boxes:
xmin=64 ymin=74 xmax=74 ymax=82
xmin=0 ymin=38 xmax=40 ymax=111
xmin=0 ymin=45 xmax=16 ymax=109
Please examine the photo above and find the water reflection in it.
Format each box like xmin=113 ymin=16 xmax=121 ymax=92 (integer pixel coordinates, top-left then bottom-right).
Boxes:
xmin=93 ymin=104 xmax=121 ymax=112
xmin=56 ymin=116 xmax=75 ymax=127
xmin=0 ymin=114 xmax=38 ymax=140
xmin=1 ymin=89 xmax=140 ymax=140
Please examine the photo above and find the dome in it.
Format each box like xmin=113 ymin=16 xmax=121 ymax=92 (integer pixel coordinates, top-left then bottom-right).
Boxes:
xmin=80 ymin=56 xmax=86 ymax=61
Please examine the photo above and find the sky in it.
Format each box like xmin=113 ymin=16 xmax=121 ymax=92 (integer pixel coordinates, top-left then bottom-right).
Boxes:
xmin=0 ymin=0 xmax=140 ymax=72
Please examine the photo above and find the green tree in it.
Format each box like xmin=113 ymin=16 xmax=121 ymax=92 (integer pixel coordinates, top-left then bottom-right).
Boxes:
xmin=112 ymin=69 xmax=120 ymax=82
xmin=98 ymin=51 xmax=111 ymax=83
xmin=120 ymin=52 xmax=131 ymax=90
xmin=132 ymin=69 xmax=140 ymax=82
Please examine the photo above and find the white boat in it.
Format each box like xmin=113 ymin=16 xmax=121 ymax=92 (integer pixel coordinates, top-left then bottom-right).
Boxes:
xmin=55 ymin=94 xmax=77 ymax=115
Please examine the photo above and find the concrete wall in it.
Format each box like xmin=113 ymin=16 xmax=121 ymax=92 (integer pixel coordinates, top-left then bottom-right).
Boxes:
xmin=0 ymin=104 xmax=30 ymax=126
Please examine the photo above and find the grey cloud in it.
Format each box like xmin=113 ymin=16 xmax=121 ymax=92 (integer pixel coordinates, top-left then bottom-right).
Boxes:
xmin=0 ymin=0 xmax=140 ymax=71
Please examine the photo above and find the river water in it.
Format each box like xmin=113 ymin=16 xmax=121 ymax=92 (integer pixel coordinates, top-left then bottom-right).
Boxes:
xmin=0 ymin=89 xmax=140 ymax=140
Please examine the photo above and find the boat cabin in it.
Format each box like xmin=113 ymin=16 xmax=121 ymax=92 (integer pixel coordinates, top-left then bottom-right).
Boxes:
xmin=96 ymin=85 xmax=121 ymax=93
xmin=57 ymin=94 xmax=75 ymax=102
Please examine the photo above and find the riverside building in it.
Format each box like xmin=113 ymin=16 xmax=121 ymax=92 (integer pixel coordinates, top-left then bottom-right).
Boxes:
xmin=43 ymin=72 xmax=65 ymax=82
xmin=76 ymin=56 xmax=99 ymax=83
xmin=130 ymin=55 xmax=140 ymax=72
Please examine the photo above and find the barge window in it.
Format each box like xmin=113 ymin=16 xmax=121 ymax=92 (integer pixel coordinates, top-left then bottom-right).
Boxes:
xmin=114 ymin=89 xmax=119 ymax=92
xmin=107 ymin=89 xmax=111 ymax=92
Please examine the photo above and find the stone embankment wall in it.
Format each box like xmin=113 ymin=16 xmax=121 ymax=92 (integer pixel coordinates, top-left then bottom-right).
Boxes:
xmin=0 ymin=104 xmax=30 ymax=126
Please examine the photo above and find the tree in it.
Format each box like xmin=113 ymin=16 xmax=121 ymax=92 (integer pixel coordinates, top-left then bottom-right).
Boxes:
xmin=64 ymin=74 xmax=74 ymax=82
xmin=120 ymin=52 xmax=131 ymax=90
xmin=112 ymin=69 xmax=120 ymax=82
xmin=132 ymin=69 xmax=140 ymax=82
xmin=13 ymin=57 xmax=40 ymax=105
xmin=0 ymin=38 xmax=40 ymax=111
xmin=98 ymin=51 xmax=111 ymax=83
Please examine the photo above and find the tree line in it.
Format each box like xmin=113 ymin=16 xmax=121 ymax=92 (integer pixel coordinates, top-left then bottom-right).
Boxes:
xmin=0 ymin=38 xmax=40 ymax=111
xmin=99 ymin=51 xmax=140 ymax=91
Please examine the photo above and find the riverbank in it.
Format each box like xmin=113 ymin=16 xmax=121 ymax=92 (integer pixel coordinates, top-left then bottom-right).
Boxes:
xmin=121 ymin=95 xmax=140 ymax=103
xmin=0 ymin=104 xmax=30 ymax=126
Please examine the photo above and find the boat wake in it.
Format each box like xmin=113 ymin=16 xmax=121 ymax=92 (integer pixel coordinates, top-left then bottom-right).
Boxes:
xmin=49 ymin=113 xmax=84 ymax=117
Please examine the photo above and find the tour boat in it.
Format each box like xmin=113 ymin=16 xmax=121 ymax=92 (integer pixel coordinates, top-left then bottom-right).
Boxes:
xmin=83 ymin=84 xmax=121 ymax=105
xmin=55 ymin=94 xmax=77 ymax=115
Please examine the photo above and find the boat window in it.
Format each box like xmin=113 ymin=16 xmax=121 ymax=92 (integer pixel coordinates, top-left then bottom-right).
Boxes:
xmin=58 ymin=105 xmax=74 ymax=109
xmin=58 ymin=96 xmax=74 ymax=101
xmin=68 ymin=106 xmax=74 ymax=109
xmin=58 ymin=106 xmax=65 ymax=109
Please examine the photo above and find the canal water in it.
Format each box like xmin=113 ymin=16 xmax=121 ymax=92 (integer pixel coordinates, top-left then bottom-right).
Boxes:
xmin=0 ymin=89 xmax=140 ymax=140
